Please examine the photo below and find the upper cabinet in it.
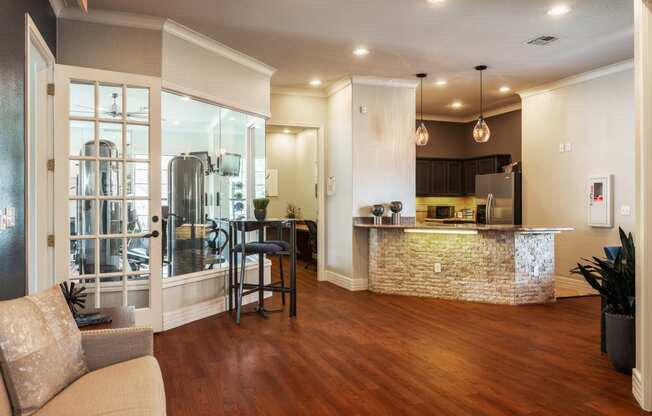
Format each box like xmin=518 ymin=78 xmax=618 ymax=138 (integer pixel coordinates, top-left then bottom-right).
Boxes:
xmin=416 ymin=155 xmax=512 ymax=197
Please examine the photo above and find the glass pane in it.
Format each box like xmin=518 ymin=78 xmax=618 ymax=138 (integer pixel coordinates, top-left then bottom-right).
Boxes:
xmin=99 ymin=238 xmax=123 ymax=273
xmin=127 ymin=238 xmax=149 ymax=272
xmin=69 ymin=120 xmax=95 ymax=157
xmin=126 ymin=162 xmax=149 ymax=197
xmin=70 ymin=82 xmax=95 ymax=118
xmin=99 ymin=161 xmax=123 ymax=196
xmin=69 ymin=160 xmax=96 ymax=196
xmin=127 ymin=200 xmax=149 ymax=233
xmin=70 ymin=239 xmax=96 ymax=276
xmin=126 ymin=87 xmax=149 ymax=122
xmin=99 ymin=200 xmax=123 ymax=235
xmin=128 ymin=275 xmax=149 ymax=308
xmin=99 ymin=84 xmax=122 ymax=120
xmin=69 ymin=200 xmax=95 ymax=236
xmin=99 ymin=122 xmax=122 ymax=157
xmin=126 ymin=124 xmax=149 ymax=160
xmin=97 ymin=288 xmax=123 ymax=308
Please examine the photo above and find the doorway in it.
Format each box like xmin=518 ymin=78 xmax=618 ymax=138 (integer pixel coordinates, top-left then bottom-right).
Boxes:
xmin=265 ymin=125 xmax=320 ymax=273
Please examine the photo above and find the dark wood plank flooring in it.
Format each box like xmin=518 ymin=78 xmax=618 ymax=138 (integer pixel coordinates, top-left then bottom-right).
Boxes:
xmin=155 ymin=258 xmax=644 ymax=415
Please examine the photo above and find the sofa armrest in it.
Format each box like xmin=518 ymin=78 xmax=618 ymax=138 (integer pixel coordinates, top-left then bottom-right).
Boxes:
xmin=81 ymin=327 xmax=153 ymax=371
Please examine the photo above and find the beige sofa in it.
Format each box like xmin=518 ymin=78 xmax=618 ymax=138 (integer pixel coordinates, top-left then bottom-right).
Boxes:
xmin=0 ymin=327 xmax=166 ymax=416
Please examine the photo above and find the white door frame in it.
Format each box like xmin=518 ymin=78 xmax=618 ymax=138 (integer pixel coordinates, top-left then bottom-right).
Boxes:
xmin=634 ymin=0 xmax=652 ymax=411
xmin=266 ymin=121 xmax=326 ymax=282
xmin=53 ymin=64 xmax=163 ymax=331
xmin=24 ymin=13 xmax=55 ymax=294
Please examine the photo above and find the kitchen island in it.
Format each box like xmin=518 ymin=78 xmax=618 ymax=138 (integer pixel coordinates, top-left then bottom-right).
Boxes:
xmin=354 ymin=220 xmax=573 ymax=305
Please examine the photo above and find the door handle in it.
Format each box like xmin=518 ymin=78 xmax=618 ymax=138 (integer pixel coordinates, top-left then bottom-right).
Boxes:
xmin=144 ymin=230 xmax=159 ymax=238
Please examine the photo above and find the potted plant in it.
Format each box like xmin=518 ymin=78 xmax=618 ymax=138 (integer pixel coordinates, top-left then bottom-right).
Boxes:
xmin=571 ymin=227 xmax=635 ymax=374
xmin=286 ymin=203 xmax=301 ymax=219
xmin=253 ymin=198 xmax=270 ymax=221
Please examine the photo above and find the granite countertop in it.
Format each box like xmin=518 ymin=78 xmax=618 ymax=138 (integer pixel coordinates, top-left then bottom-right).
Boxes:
xmin=353 ymin=218 xmax=573 ymax=233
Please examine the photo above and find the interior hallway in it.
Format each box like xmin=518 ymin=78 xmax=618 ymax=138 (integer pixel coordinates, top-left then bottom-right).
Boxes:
xmin=154 ymin=258 xmax=642 ymax=416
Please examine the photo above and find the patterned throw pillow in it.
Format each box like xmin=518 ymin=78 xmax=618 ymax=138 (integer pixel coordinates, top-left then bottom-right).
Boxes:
xmin=0 ymin=287 xmax=88 ymax=416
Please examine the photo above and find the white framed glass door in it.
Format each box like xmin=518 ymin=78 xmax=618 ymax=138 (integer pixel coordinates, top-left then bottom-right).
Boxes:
xmin=54 ymin=65 xmax=162 ymax=331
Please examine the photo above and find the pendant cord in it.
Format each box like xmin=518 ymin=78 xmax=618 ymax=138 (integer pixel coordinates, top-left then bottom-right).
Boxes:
xmin=420 ymin=78 xmax=423 ymax=123
xmin=480 ymin=70 xmax=483 ymax=119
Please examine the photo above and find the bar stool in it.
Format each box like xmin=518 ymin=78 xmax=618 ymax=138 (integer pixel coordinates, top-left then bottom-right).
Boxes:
xmin=230 ymin=222 xmax=283 ymax=324
xmin=264 ymin=222 xmax=292 ymax=305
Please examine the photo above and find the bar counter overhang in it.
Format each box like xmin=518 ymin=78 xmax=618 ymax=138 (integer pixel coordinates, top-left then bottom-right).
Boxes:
xmin=354 ymin=219 xmax=573 ymax=305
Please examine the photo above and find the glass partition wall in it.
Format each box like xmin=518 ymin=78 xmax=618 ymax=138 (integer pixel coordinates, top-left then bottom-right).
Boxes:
xmin=161 ymin=91 xmax=265 ymax=279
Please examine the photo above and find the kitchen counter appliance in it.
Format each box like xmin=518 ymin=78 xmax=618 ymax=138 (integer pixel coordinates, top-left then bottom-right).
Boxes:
xmin=427 ymin=205 xmax=456 ymax=219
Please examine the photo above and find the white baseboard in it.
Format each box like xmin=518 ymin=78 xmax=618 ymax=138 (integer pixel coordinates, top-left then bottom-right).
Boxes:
xmin=163 ymin=291 xmax=274 ymax=331
xmin=326 ymin=270 xmax=368 ymax=291
xmin=633 ymin=368 xmax=647 ymax=411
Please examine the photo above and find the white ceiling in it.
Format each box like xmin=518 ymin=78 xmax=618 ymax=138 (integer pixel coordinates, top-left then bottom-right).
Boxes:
xmin=88 ymin=0 xmax=633 ymax=117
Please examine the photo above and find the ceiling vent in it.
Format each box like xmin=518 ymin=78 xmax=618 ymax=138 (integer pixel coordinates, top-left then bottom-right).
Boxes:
xmin=525 ymin=35 xmax=559 ymax=46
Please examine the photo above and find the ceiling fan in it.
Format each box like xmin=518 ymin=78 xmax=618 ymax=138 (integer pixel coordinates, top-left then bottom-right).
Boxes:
xmin=73 ymin=92 xmax=150 ymax=120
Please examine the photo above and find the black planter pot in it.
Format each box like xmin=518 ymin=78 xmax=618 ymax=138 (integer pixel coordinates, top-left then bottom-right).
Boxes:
xmin=605 ymin=312 xmax=635 ymax=375
xmin=254 ymin=208 xmax=267 ymax=221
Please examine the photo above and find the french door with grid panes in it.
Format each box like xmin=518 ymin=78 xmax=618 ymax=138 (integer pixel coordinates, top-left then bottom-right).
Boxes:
xmin=54 ymin=65 xmax=162 ymax=331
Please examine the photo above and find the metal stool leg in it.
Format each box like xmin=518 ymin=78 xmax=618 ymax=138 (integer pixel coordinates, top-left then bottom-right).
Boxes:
xmin=279 ymin=254 xmax=286 ymax=305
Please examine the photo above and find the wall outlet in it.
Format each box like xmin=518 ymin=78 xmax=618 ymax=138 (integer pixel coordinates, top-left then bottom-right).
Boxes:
xmin=564 ymin=143 xmax=572 ymax=152
xmin=434 ymin=263 xmax=442 ymax=273
xmin=359 ymin=106 xmax=367 ymax=115
xmin=620 ymin=205 xmax=631 ymax=216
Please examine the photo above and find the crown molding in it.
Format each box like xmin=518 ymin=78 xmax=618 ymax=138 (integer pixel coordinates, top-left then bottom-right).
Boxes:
xmin=517 ymin=59 xmax=634 ymax=99
xmin=351 ymin=75 xmax=418 ymax=89
xmin=419 ymin=103 xmax=522 ymax=124
xmin=58 ymin=7 xmax=165 ymax=30
xmin=327 ymin=77 xmax=353 ymax=97
xmin=271 ymin=86 xmax=328 ymax=98
xmin=57 ymin=8 xmax=276 ymax=78
xmin=162 ymin=20 xmax=276 ymax=78
xmin=49 ymin=0 xmax=66 ymax=16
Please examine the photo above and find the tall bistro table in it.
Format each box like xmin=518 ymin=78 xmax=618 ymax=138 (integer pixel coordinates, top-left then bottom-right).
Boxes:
xmin=228 ymin=218 xmax=297 ymax=322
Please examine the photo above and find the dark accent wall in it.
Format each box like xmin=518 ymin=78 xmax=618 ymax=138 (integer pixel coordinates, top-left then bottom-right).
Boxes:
xmin=416 ymin=110 xmax=522 ymax=163
xmin=0 ymin=0 xmax=56 ymax=300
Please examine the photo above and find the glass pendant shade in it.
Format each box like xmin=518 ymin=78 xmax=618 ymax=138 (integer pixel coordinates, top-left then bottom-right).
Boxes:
xmin=415 ymin=122 xmax=429 ymax=146
xmin=473 ymin=117 xmax=491 ymax=143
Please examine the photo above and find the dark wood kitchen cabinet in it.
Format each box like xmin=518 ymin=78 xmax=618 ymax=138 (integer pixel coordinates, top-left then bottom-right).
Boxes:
xmin=416 ymin=155 xmax=511 ymax=197
xmin=463 ymin=160 xmax=478 ymax=195
xmin=416 ymin=160 xmax=431 ymax=195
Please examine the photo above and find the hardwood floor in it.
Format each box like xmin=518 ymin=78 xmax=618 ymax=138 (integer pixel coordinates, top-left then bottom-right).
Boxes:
xmin=155 ymin=258 xmax=644 ymax=415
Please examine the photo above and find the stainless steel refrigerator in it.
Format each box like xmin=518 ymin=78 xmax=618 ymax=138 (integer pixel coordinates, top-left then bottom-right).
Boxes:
xmin=475 ymin=172 xmax=522 ymax=225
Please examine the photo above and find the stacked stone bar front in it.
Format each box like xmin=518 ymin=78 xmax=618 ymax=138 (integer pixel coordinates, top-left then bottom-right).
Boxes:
xmin=368 ymin=228 xmax=556 ymax=305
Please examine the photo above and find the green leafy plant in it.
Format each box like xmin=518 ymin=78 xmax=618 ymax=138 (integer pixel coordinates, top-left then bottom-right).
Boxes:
xmin=571 ymin=227 xmax=635 ymax=316
xmin=253 ymin=198 xmax=270 ymax=210
xmin=286 ymin=203 xmax=301 ymax=219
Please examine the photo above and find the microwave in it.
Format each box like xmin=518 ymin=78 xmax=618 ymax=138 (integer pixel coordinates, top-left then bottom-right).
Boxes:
xmin=427 ymin=205 xmax=455 ymax=219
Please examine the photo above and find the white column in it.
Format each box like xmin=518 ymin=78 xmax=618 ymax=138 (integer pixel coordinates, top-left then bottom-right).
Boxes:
xmin=634 ymin=0 xmax=652 ymax=410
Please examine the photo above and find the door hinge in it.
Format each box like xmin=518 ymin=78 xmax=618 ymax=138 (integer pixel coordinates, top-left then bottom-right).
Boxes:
xmin=47 ymin=83 xmax=55 ymax=96
xmin=47 ymin=159 xmax=55 ymax=171
xmin=47 ymin=235 xmax=55 ymax=247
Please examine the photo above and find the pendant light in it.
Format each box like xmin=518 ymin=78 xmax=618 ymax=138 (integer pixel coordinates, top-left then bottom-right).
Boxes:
xmin=473 ymin=65 xmax=491 ymax=143
xmin=415 ymin=73 xmax=429 ymax=146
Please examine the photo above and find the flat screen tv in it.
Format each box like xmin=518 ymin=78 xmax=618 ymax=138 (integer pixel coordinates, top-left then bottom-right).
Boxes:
xmin=220 ymin=153 xmax=241 ymax=177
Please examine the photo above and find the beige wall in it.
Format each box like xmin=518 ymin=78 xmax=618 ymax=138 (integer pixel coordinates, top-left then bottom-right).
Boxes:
xmin=269 ymin=93 xmax=327 ymax=127
xmin=416 ymin=110 xmax=522 ymax=162
xmin=265 ymin=129 xmax=318 ymax=220
xmin=58 ymin=19 xmax=162 ymax=76
xmin=521 ymin=68 xmax=635 ymax=277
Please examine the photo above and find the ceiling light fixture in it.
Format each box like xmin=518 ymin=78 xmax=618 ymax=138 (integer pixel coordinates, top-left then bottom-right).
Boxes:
xmin=473 ymin=65 xmax=491 ymax=143
xmin=427 ymin=0 xmax=445 ymax=4
xmin=309 ymin=79 xmax=322 ymax=87
xmin=435 ymin=79 xmax=447 ymax=86
xmin=172 ymin=120 xmax=180 ymax=126
xmin=547 ymin=4 xmax=571 ymax=16
xmin=181 ymin=96 xmax=191 ymax=102
xmin=499 ymin=86 xmax=511 ymax=93
xmin=283 ymin=129 xmax=291 ymax=134
xmin=415 ymin=73 xmax=429 ymax=146
xmin=451 ymin=101 xmax=463 ymax=109
xmin=353 ymin=47 xmax=370 ymax=56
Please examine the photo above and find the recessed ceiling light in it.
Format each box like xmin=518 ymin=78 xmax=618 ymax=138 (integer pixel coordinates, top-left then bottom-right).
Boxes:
xmin=435 ymin=79 xmax=447 ymax=86
xmin=451 ymin=101 xmax=463 ymax=109
xmin=181 ymin=96 xmax=191 ymax=102
xmin=283 ymin=129 xmax=291 ymax=134
xmin=547 ymin=4 xmax=571 ymax=16
xmin=309 ymin=79 xmax=322 ymax=87
xmin=353 ymin=47 xmax=370 ymax=56
xmin=427 ymin=0 xmax=445 ymax=3
xmin=172 ymin=120 xmax=180 ymax=126
xmin=499 ymin=86 xmax=511 ymax=93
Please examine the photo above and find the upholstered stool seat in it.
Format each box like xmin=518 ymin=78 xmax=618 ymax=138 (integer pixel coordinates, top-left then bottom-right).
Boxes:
xmin=264 ymin=239 xmax=290 ymax=251
xmin=232 ymin=242 xmax=283 ymax=254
